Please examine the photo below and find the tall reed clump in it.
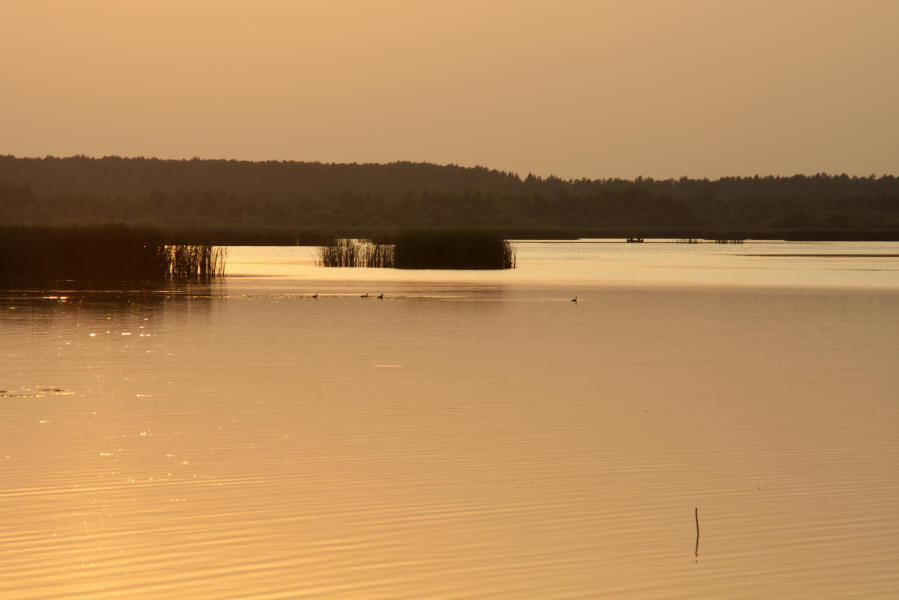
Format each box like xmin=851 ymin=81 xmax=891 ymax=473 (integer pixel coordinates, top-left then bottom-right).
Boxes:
xmin=159 ymin=244 xmax=227 ymax=279
xmin=317 ymin=238 xmax=394 ymax=268
xmin=393 ymin=230 xmax=515 ymax=270
xmin=318 ymin=231 xmax=514 ymax=269
xmin=0 ymin=225 xmax=226 ymax=285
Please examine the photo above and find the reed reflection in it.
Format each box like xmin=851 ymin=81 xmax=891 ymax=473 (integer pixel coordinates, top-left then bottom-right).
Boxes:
xmin=0 ymin=285 xmax=220 ymax=403
xmin=1 ymin=286 xmax=218 ymax=326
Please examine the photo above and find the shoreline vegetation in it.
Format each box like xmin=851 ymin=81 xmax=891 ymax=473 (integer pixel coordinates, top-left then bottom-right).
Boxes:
xmin=0 ymin=225 xmax=225 ymax=285
xmin=318 ymin=238 xmax=394 ymax=268
xmin=0 ymin=156 xmax=897 ymax=242
xmin=318 ymin=231 xmax=516 ymax=269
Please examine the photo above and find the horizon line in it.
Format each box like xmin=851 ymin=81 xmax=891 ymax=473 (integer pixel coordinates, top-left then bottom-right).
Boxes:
xmin=2 ymin=153 xmax=896 ymax=183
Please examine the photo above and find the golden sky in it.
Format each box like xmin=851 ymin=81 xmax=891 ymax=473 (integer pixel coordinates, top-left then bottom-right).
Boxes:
xmin=2 ymin=0 xmax=897 ymax=178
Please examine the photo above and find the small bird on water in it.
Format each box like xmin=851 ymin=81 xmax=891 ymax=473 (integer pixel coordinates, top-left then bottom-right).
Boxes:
xmin=312 ymin=292 xmax=318 ymax=299
xmin=361 ymin=292 xmax=369 ymax=298
xmin=377 ymin=293 xmax=384 ymax=299
xmin=571 ymin=296 xmax=578 ymax=303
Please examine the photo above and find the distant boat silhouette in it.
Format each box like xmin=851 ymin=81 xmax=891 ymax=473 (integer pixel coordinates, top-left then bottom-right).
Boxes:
xmin=571 ymin=296 xmax=578 ymax=303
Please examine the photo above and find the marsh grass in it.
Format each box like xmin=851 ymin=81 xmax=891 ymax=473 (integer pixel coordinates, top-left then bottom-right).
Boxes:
xmin=317 ymin=239 xmax=394 ymax=268
xmin=393 ymin=230 xmax=515 ymax=269
xmin=160 ymin=244 xmax=227 ymax=279
xmin=0 ymin=225 xmax=226 ymax=285
xmin=319 ymin=230 xmax=515 ymax=270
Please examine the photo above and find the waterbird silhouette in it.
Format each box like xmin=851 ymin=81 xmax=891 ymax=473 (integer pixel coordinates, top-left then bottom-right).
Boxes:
xmin=312 ymin=292 xmax=318 ymax=299
xmin=377 ymin=293 xmax=384 ymax=299
xmin=361 ymin=292 xmax=369 ymax=298
xmin=571 ymin=296 xmax=578 ymax=303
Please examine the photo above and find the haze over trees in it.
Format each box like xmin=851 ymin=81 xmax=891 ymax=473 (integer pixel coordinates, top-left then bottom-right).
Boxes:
xmin=1 ymin=155 xmax=897 ymax=240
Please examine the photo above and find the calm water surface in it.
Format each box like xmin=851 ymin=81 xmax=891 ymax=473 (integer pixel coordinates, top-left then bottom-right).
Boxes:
xmin=2 ymin=241 xmax=898 ymax=598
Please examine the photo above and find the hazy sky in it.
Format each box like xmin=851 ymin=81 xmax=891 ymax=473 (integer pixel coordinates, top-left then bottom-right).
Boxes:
xmin=2 ymin=1 xmax=897 ymax=179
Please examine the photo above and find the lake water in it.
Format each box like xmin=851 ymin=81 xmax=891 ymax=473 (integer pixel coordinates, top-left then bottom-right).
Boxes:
xmin=2 ymin=240 xmax=898 ymax=599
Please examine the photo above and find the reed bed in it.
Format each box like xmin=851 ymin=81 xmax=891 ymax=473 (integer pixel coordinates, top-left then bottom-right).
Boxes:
xmin=393 ymin=230 xmax=515 ymax=269
xmin=318 ymin=230 xmax=515 ymax=270
xmin=317 ymin=238 xmax=394 ymax=268
xmin=159 ymin=244 xmax=227 ymax=279
xmin=0 ymin=225 xmax=226 ymax=284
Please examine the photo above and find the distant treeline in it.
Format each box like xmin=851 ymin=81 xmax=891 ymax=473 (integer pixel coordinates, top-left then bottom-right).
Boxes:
xmin=1 ymin=155 xmax=898 ymax=240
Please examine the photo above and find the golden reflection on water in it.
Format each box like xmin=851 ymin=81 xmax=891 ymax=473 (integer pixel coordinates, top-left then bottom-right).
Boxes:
xmin=1 ymin=245 xmax=898 ymax=599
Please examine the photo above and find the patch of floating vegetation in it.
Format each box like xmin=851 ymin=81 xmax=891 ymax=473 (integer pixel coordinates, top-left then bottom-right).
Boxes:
xmin=0 ymin=225 xmax=226 ymax=285
xmin=0 ymin=386 xmax=73 ymax=399
xmin=319 ymin=230 xmax=515 ymax=270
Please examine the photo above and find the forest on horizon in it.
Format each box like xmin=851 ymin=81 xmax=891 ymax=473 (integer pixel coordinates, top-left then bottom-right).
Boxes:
xmin=1 ymin=155 xmax=897 ymax=241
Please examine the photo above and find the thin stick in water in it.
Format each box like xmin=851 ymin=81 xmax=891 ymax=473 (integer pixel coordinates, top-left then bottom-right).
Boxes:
xmin=694 ymin=507 xmax=700 ymax=557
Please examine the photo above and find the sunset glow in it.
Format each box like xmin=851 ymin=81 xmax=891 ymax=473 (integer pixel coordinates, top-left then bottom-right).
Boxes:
xmin=3 ymin=0 xmax=897 ymax=178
